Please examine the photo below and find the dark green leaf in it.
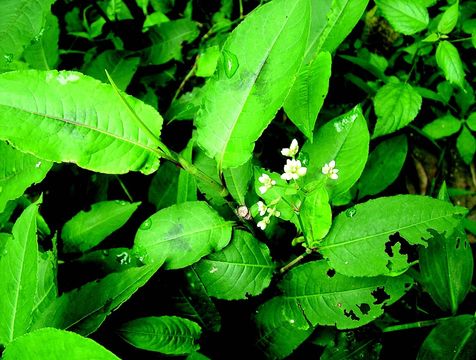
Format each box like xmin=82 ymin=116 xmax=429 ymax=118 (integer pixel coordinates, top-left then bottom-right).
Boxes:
xmin=456 ymin=126 xmax=476 ymax=164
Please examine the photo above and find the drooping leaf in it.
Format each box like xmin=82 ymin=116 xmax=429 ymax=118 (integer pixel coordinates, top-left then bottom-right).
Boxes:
xmin=0 ymin=70 xmax=162 ymax=175
xmin=2 ymin=328 xmax=120 ymax=360
xmin=118 ymin=316 xmax=201 ymax=355
xmin=375 ymin=0 xmax=429 ymax=35
xmin=300 ymin=184 xmax=332 ymax=242
xmin=436 ymin=41 xmax=465 ymax=88
xmin=437 ymin=1 xmax=459 ymax=35
xmin=0 ymin=201 xmax=39 ymax=345
xmin=373 ymin=81 xmax=422 ymax=138
xmin=195 ymin=0 xmax=311 ymax=169
xmin=320 ymin=195 xmax=467 ymax=277
xmin=223 ymin=159 xmax=253 ymax=205
xmin=133 ymin=201 xmax=233 ymax=269
xmin=279 ymin=261 xmax=412 ymax=330
xmin=192 ymin=230 xmax=275 ymax=300
xmin=61 ymin=200 xmax=141 ymax=253
xmin=456 ymin=126 xmax=476 ymax=164
xmin=0 ymin=142 xmax=52 ymax=212
xmin=422 ymin=114 xmax=462 ymax=139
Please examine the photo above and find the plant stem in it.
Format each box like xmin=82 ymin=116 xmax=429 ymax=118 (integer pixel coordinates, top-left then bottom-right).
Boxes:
xmin=382 ymin=317 xmax=452 ymax=332
xmin=115 ymin=175 xmax=133 ymax=202
xmin=280 ymin=252 xmax=308 ymax=273
xmin=239 ymin=0 xmax=244 ymax=19
xmin=172 ymin=61 xmax=197 ymax=103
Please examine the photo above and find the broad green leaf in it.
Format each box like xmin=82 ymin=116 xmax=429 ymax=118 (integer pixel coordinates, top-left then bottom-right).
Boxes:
xmin=0 ymin=0 xmax=55 ymax=61
xmin=196 ymin=45 xmax=220 ymax=78
xmin=284 ymin=52 xmax=332 ymax=140
xmin=223 ymin=159 xmax=252 ymax=205
xmin=0 ymin=142 xmax=52 ymax=212
xmin=195 ymin=0 xmax=311 ymax=169
xmin=300 ymin=184 xmax=332 ymax=242
xmin=118 ymin=316 xmax=201 ymax=355
xmin=320 ymin=195 xmax=467 ymax=277
xmin=455 ymin=82 xmax=474 ymax=115
xmin=192 ymin=230 xmax=275 ymax=300
xmin=419 ymin=227 xmax=473 ymax=314
xmin=279 ymin=261 xmax=411 ymax=330
xmin=83 ymin=50 xmax=141 ymax=91
xmin=436 ymin=41 xmax=465 ymax=88
xmin=32 ymin=248 xmax=57 ymax=326
xmin=133 ymin=201 xmax=233 ymax=269
xmin=422 ymin=114 xmax=462 ymax=139
xmin=255 ymin=297 xmax=313 ymax=359
xmin=357 ymin=134 xmax=408 ymax=199
xmin=2 ymin=328 xmax=120 ymax=360
xmin=417 ymin=315 xmax=476 ymax=360
xmin=0 ymin=70 xmax=162 ymax=175
xmin=456 ymin=126 xmax=476 ymax=164
xmin=302 ymin=106 xmax=370 ymax=199
xmin=0 ymin=202 xmax=39 ymax=345
xmin=373 ymin=81 xmax=422 ymax=138
xmin=437 ymin=1 xmax=459 ymax=34
xmin=467 ymin=112 xmax=476 ymax=131
xmin=375 ymin=0 xmax=429 ymax=35
xmin=31 ymin=264 xmax=161 ymax=335
xmin=62 ymin=200 xmax=141 ymax=253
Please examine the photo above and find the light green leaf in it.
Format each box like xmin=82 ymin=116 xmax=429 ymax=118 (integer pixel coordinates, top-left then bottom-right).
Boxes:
xmin=456 ymin=126 xmax=476 ymax=164
xmin=279 ymin=261 xmax=411 ymax=330
xmin=62 ymin=200 xmax=141 ymax=253
xmin=177 ymin=138 xmax=197 ymax=204
xmin=0 ymin=142 xmax=52 ymax=212
xmin=133 ymin=201 xmax=233 ymax=269
xmin=223 ymin=159 xmax=252 ymax=205
xmin=118 ymin=316 xmax=201 ymax=355
xmin=2 ymin=328 xmax=120 ymax=360
xmin=0 ymin=70 xmax=162 ymax=175
xmin=437 ymin=1 xmax=459 ymax=34
xmin=320 ymin=195 xmax=467 ymax=277
xmin=196 ymin=45 xmax=220 ymax=78
xmin=436 ymin=41 xmax=465 ymax=88
xmin=0 ymin=201 xmax=39 ymax=345
xmin=196 ymin=0 xmax=311 ymax=169
xmin=300 ymin=184 xmax=332 ymax=241
xmin=373 ymin=81 xmax=422 ymax=138
xmin=467 ymin=112 xmax=476 ymax=131
xmin=302 ymin=105 xmax=370 ymax=199
xmin=422 ymin=114 xmax=462 ymax=139
xmin=417 ymin=315 xmax=476 ymax=360
xmin=192 ymin=230 xmax=275 ymax=300
xmin=166 ymin=87 xmax=204 ymax=122
xmin=375 ymin=0 xmax=429 ymax=35
xmin=32 ymin=248 xmax=57 ymax=326
xmin=357 ymin=134 xmax=408 ymax=199
xmin=284 ymin=52 xmax=332 ymax=140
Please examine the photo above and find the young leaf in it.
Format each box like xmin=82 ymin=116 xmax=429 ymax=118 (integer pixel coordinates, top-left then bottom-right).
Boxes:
xmin=2 ymin=328 xmax=120 ymax=360
xmin=223 ymin=159 xmax=252 ymax=205
xmin=196 ymin=46 xmax=220 ymax=78
xmin=279 ymin=261 xmax=412 ymax=330
xmin=0 ymin=142 xmax=52 ymax=212
xmin=466 ymin=112 xmax=476 ymax=131
xmin=422 ymin=114 xmax=462 ymax=139
xmin=320 ymin=195 xmax=467 ymax=277
xmin=375 ymin=0 xmax=429 ymax=35
xmin=133 ymin=201 xmax=233 ymax=269
xmin=357 ymin=134 xmax=408 ymax=199
xmin=437 ymin=1 xmax=459 ymax=35
xmin=300 ymin=184 xmax=332 ymax=241
xmin=192 ymin=230 xmax=275 ymax=300
xmin=456 ymin=126 xmax=476 ymax=164
xmin=0 ymin=201 xmax=39 ymax=345
xmin=61 ymin=200 xmax=141 ymax=253
xmin=118 ymin=316 xmax=201 ymax=355
xmin=0 ymin=70 xmax=162 ymax=175
xmin=436 ymin=41 xmax=465 ymax=88
xmin=195 ymin=0 xmax=311 ymax=169
xmin=284 ymin=51 xmax=332 ymax=140
xmin=373 ymin=81 xmax=422 ymax=138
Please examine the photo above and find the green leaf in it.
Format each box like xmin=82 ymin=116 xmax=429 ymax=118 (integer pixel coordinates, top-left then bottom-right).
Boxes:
xmin=192 ymin=230 xmax=275 ymax=300
xmin=300 ymin=184 xmax=332 ymax=241
xmin=32 ymin=248 xmax=58 ymax=326
xmin=357 ymin=134 xmax=408 ymax=199
xmin=62 ymin=200 xmax=141 ymax=253
xmin=437 ymin=1 xmax=459 ymax=34
xmin=456 ymin=126 xmax=476 ymax=164
xmin=375 ymin=0 xmax=429 ymax=35
xmin=436 ymin=41 xmax=465 ymax=88
xmin=118 ymin=316 xmax=201 ymax=355
xmin=320 ymin=195 xmax=467 ymax=277
xmin=2 ymin=328 xmax=120 ymax=360
xmin=302 ymin=105 xmax=370 ymax=199
xmin=166 ymin=87 xmax=204 ymax=122
xmin=419 ymin=227 xmax=473 ymax=314
xmin=279 ymin=261 xmax=412 ymax=330
xmin=0 ymin=142 xmax=52 ymax=212
xmin=284 ymin=52 xmax=332 ymax=140
xmin=223 ymin=159 xmax=252 ymax=205
xmin=255 ymin=297 xmax=313 ymax=359
xmin=196 ymin=45 xmax=220 ymax=78
xmin=417 ymin=315 xmax=476 ymax=360
xmin=422 ymin=114 xmax=462 ymax=139
xmin=195 ymin=0 xmax=311 ymax=169
xmin=373 ymin=81 xmax=422 ymax=138
xmin=467 ymin=112 xmax=476 ymax=131
xmin=0 ymin=0 xmax=55 ymax=61
xmin=0 ymin=70 xmax=162 ymax=175
xmin=133 ymin=201 xmax=233 ymax=269
xmin=320 ymin=331 xmax=382 ymax=360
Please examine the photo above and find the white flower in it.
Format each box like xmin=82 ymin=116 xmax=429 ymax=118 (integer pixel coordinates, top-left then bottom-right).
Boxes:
xmin=267 ymin=207 xmax=280 ymax=218
xmin=258 ymin=173 xmax=276 ymax=194
xmin=281 ymin=139 xmax=299 ymax=158
xmin=281 ymin=159 xmax=307 ymax=181
xmin=257 ymin=216 xmax=270 ymax=230
xmin=257 ymin=201 xmax=267 ymax=216
xmin=322 ymin=160 xmax=339 ymax=180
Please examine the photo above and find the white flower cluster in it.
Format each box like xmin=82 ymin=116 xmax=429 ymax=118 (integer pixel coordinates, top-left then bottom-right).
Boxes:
xmin=280 ymin=139 xmax=307 ymax=181
xmin=256 ymin=201 xmax=280 ymax=230
xmin=322 ymin=160 xmax=339 ymax=180
xmin=258 ymin=173 xmax=276 ymax=194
